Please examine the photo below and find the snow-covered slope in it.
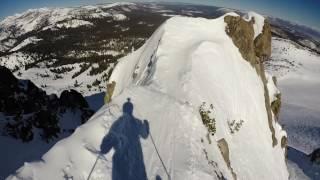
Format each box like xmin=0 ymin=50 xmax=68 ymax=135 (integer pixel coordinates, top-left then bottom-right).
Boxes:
xmin=8 ymin=14 xmax=288 ymax=180
xmin=9 ymin=36 xmax=42 ymax=52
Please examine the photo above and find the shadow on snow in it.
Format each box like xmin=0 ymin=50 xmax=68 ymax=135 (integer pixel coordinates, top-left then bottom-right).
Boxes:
xmin=100 ymin=98 xmax=150 ymax=180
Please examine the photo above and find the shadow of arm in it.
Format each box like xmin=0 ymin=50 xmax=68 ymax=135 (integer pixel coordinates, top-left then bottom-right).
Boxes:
xmin=140 ymin=120 xmax=150 ymax=139
xmin=100 ymin=132 xmax=117 ymax=154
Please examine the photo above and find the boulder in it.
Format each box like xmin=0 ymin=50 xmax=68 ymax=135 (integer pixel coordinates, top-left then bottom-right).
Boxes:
xmin=310 ymin=148 xmax=320 ymax=165
xmin=59 ymin=89 xmax=89 ymax=109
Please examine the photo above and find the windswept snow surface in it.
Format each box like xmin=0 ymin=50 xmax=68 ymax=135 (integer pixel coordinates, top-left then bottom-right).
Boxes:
xmin=267 ymin=37 xmax=320 ymax=154
xmin=8 ymin=15 xmax=288 ymax=180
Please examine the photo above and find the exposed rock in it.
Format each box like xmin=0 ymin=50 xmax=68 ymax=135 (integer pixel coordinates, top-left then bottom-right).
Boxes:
xmin=60 ymin=89 xmax=89 ymax=109
xmin=0 ymin=66 xmax=94 ymax=142
xmin=218 ymin=138 xmax=237 ymax=180
xmin=225 ymin=14 xmax=277 ymax=147
xmin=224 ymin=15 xmax=257 ymax=66
xmin=0 ymin=66 xmax=18 ymax=86
xmin=310 ymin=148 xmax=320 ymax=165
xmin=260 ymin=63 xmax=278 ymax=147
xmin=271 ymin=93 xmax=281 ymax=120
xmin=281 ymin=136 xmax=288 ymax=158
xmin=104 ymin=81 xmax=116 ymax=104
xmin=254 ymin=20 xmax=272 ymax=61
xmin=224 ymin=15 xmax=272 ymax=64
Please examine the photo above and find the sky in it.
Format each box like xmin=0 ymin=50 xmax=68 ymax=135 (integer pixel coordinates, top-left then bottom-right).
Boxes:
xmin=0 ymin=0 xmax=319 ymax=31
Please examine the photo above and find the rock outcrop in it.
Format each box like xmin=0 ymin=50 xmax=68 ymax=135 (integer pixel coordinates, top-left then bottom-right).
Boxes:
xmin=224 ymin=15 xmax=257 ymax=65
xmin=254 ymin=21 xmax=272 ymax=61
xmin=310 ymin=148 xmax=320 ymax=165
xmin=0 ymin=66 xmax=94 ymax=142
xmin=224 ymin=13 xmax=280 ymax=147
xmin=224 ymin=14 xmax=272 ymax=64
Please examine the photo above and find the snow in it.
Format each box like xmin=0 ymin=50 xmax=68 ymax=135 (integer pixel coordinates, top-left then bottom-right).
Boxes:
xmin=287 ymin=160 xmax=310 ymax=180
xmin=10 ymin=36 xmax=42 ymax=52
xmin=55 ymin=19 xmax=93 ymax=29
xmin=101 ymin=2 xmax=136 ymax=9
xmin=244 ymin=11 xmax=265 ymax=39
xmin=16 ymin=62 xmax=108 ymax=96
xmin=0 ymin=2 xmax=134 ymax=42
xmin=0 ymin=7 xmax=72 ymax=37
xmin=0 ymin=110 xmax=83 ymax=179
xmin=112 ymin=14 xmax=127 ymax=21
xmin=266 ymin=73 xmax=280 ymax=103
xmin=287 ymin=147 xmax=320 ymax=179
xmin=0 ymin=52 xmax=34 ymax=70
xmin=266 ymin=37 xmax=320 ymax=154
xmin=66 ymin=50 xmax=120 ymax=58
xmin=8 ymin=14 xmax=288 ymax=180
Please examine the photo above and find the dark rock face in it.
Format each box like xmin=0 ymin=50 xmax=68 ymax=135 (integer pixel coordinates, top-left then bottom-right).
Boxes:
xmin=0 ymin=66 xmax=17 ymax=86
xmin=0 ymin=66 xmax=94 ymax=142
xmin=310 ymin=148 xmax=320 ymax=165
xmin=60 ymin=89 xmax=89 ymax=109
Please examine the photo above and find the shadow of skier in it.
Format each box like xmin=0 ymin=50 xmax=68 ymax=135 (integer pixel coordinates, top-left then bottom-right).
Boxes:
xmin=100 ymin=98 xmax=149 ymax=180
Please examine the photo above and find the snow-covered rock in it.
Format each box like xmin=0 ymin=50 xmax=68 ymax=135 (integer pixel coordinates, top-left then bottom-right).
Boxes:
xmin=7 ymin=13 xmax=288 ymax=180
xmin=244 ymin=11 xmax=265 ymax=39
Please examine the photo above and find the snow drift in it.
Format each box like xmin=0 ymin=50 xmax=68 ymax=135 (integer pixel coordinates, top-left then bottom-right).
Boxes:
xmin=7 ymin=13 xmax=288 ymax=180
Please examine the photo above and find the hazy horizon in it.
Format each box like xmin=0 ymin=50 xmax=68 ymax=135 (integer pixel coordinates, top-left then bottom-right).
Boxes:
xmin=1 ymin=0 xmax=320 ymax=32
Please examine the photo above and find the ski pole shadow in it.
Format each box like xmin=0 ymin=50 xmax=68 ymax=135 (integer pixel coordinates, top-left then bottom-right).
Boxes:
xmin=100 ymin=98 xmax=150 ymax=180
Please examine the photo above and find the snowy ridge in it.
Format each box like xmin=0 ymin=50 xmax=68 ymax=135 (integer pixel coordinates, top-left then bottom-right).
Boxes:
xmin=8 ymin=14 xmax=288 ymax=180
xmin=0 ymin=2 xmax=135 ymax=44
xmin=55 ymin=19 xmax=94 ymax=29
xmin=9 ymin=36 xmax=42 ymax=52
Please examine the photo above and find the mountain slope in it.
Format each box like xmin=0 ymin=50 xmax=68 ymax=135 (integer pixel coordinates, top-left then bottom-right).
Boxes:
xmin=0 ymin=66 xmax=94 ymax=178
xmin=7 ymin=13 xmax=288 ymax=180
xmin=266 ymin=37 xmax=320 ymax=154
